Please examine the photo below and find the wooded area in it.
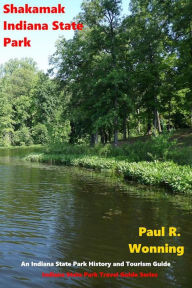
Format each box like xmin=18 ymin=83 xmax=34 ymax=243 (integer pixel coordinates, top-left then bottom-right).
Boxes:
xmin=0 ymin=0 xmax=191 ymax=146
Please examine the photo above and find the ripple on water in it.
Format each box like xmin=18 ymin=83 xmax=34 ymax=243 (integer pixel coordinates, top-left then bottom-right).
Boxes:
xmin=0 ymin=157 xmax=191 ymax=288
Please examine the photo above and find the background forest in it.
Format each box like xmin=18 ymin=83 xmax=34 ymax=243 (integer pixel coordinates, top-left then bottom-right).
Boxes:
xmin=0 ymin=0 xmax=191 ymax=147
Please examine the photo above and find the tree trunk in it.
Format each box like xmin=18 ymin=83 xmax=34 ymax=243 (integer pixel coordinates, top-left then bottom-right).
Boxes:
xmin=69 ymin=122 xmax=75 ymax=144
xmin=127 ymin=116 xmax=130 ymax=137
xmin=114 ymin=95 xmax=118 ymax=146
xmin=137 ymin=109 xmax=141 ymax=134
xmin=123 ymin=114 xmax=127 ymax=141
xmin=114 ymin=114 xmax=118 ymax=146
xmin=154 ymin=108 xmax=162 ymax=133
xmin=168 ymin=101 xmax=171 ymax=131
xmin=191 ymin=108 xmax=192 ymax=128
xmin=90 ymin=134 xmax=95 ymax=147
xmin=109 ymin=17 xmax=118 ymax=147
xmin=95 ymin=132 xmax=98 ymax=144
xmin=104 ymin=131 xmax=108 ymax=144
xmin=90 ymin=133 xmax=98 ymax=146
xmin=108 ymin=129 xmax=112 ymax=143
xmin=100 ymin=130 xmax=105 ymax=145
xmin=147 ymin=119 xmax=152 ymax=135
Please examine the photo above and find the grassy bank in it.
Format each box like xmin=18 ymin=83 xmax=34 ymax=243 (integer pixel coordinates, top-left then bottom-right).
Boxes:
xmin=25 ymin=153 xmax=192 ymax=194
xmin=0 ymin=144 xmax=43 ymax=150
xmin=25 ymin=132 xmax=192 ymax=195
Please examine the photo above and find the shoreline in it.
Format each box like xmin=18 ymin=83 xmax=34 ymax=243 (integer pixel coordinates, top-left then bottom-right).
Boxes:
xmin=24 ymin=153 xmax=192 ymax=195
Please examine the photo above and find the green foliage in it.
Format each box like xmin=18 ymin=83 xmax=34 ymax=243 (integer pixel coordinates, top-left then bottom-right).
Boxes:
xmin=25 ymin=153 xmax=192 ymax=195
xmin=117 ymin=161 xmax=192 ymax=194
xmin=48 ymin=0 xmax=192 ymax=145
xmin=168 ymin=146 xmax=192 ymax=166
xmin=13 ymin=126 xmax=33 ymax=146
xmin=25 ymin=129 xmax=192 ymax=195
xmin=0 ymin=132 xmax=13 ymax=147
xmin=32 ymin=124 xmax=49 ymax=144
xmin=48 ymin=120 xmax=71 ymax=146
xmin=46 ymin=133 xmax=176 ymax=162
xmin=0 ymin=58 xmax=70 ymax=147
xmin=1 ymin=0 xmax=192 ymax=147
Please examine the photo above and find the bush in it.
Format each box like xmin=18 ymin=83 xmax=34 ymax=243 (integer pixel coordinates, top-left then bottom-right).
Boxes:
xmin=168 ymin=146 xmax=192 ymax=166
xmin=0 ymin=130 xmax=13 ymax=147
xmin=46 ymin=133 xmax=176 ymax=161
xmin=13 ymin=126 xmax=33 ymax=146
xmin=32 ymin=124 xmax=49 ymax=144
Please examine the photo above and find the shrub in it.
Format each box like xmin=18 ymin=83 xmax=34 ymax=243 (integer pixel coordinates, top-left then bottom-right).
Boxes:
xmin=32 ymin=124 xmax=49 ymax=144
xmin=13 ymin=126 xmax=33 ymax=146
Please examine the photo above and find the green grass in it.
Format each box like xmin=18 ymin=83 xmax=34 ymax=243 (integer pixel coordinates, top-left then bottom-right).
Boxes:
xmin=47 ymin=133 xmax=176 ymax=160
xmin=25 ymin=153 xmax=192 ymax=195
xmin=23 ymin=130 xmax=192 ymax=195
xmin=0 ymin=144 xmax=43 ymax=150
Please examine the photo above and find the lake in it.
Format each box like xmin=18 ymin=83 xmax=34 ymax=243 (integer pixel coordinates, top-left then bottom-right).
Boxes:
xmin=0 ymin=148 xmax=191 ymax=288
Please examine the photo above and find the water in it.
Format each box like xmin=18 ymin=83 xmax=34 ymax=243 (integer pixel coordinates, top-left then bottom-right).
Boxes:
xmin=0 ymin=149 xmax=191 ymax=288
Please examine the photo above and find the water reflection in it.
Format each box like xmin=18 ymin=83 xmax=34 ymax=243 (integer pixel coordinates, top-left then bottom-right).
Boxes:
xmin=0 ymin=153 xmax=191 ymax=288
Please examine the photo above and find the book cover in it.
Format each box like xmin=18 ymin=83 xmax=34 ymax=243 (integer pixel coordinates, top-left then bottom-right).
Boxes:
xmin=0 ymin=1 xmax=191 ymax=288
